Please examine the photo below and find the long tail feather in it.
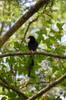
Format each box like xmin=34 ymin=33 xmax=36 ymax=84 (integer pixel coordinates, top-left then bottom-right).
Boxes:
xmin=28 ymin=55 xmax=34 ymax=77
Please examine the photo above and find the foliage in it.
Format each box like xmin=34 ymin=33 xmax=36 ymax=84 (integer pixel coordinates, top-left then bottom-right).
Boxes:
xmin=0 ymin=0 xmax=66 ymax=99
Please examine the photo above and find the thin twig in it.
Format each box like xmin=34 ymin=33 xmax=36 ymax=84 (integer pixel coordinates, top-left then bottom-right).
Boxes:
xmin=0 ymin=22 xmax=5 ymax=35
xmin=21 ymin=16 xmax=38 ymax=43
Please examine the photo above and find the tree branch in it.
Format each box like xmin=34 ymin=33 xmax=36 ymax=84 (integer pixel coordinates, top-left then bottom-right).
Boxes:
xmin=21 ymin=16 xmax=38 ymax=43
xmin=0 ymin=0 xmax=50 ymax=47
xmin=0 ymin=51 xmax=66 ymax=59
xmin=27 ymin=73 xmax=66 ymax=100
xmin=0 ymin=76 xmax=28 ymax=99
xmin=0 ymin=22 xmax=5 ymax=35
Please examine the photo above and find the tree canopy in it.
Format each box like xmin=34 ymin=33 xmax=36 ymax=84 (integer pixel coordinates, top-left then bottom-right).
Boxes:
xmin=0 ymin=0 xmax=66 ymax=99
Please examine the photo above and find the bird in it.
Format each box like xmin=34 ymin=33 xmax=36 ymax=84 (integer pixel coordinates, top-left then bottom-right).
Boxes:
xmin=27 ymin=36 xmax=38 ymax=77
xmin=28 ymin=36 xmax=38 ymax=51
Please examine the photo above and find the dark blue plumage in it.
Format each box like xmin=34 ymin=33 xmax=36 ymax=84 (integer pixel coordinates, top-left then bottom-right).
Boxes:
xmin=28 ymin=36 xmax=38 ymax=51
xmin=28 ymin=36 xmax=38 ymax=77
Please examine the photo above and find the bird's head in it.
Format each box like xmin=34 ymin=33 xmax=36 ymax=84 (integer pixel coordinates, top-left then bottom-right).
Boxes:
xmin=28 ymin=36 xmax=35 ymax=41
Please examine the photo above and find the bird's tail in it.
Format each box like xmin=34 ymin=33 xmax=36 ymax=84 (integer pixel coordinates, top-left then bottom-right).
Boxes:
xmin=28 ymin=55 xmax=34 ymax=77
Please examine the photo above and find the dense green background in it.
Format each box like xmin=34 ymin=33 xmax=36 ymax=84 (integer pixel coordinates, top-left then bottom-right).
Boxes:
xmin=0 ymin=0 xmax=66 ymax=99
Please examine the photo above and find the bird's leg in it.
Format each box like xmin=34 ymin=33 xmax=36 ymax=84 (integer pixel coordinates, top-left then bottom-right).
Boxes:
xmin=28 ymin=50 xmax=34 ymax=54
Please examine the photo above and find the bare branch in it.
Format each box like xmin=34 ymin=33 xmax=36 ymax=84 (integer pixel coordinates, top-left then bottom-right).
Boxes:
xmin=0 ymin=51 xmax=66 ymax=59
xmin=0 ymin=0 xmax=50 ymax=47
xmin=27 ymin=73 xmax=66 ymax=100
